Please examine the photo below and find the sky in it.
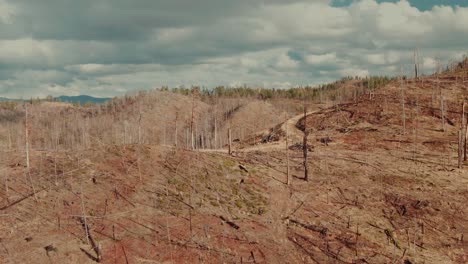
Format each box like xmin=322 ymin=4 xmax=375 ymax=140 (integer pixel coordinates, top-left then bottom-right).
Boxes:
xmin=0 ymin=0 xmax=468 ymax=98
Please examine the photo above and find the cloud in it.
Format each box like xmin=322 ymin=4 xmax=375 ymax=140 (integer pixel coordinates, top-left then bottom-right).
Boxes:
xmin=276 ymin=53 xmax=299 ymax=69
xmin=305 ymin=53 xmax=338 ymax=65
xmin=422 ymin=57 xmax=437 ymax=70
xmin=0 ymin=0 xmax=467 ymax=97
xmin=0 ymin=0 xmax=15 ymax=24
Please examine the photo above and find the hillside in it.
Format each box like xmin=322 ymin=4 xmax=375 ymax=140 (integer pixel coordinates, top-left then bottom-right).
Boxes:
xmin=0 ymin=67 xmax=467 ymax=263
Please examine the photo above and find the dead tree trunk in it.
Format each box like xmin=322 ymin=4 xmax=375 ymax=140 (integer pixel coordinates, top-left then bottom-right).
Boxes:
xmin=228 ymin=127 xmax=232 ymax=156
xmin=24 ymin=104 xmax=37 ymax=201
xmin=303 ymin=105 xmax=309 ymax=182
xmin=439 ymin=77 xmax=446 ymax=132
xmin=458 ymin=130 xmax=463 ymax=169
xmin=138 ymin=108 xmax=142 ymax=144
xmin=465 ymin=118 xmax=468 ymax=162
xmin=414 ymin=49 xmax=419 ymax=79
xmin=462 ymin=102 xmax=467 ymax=161
xmin=25 ymin=104 xmax=30 ymax=169
xmin=286 ymin=117 xmax=290 ymax=185
xmin=214 ymin=102 xmax=218 ymax=149
xmin=400 ymin=68 xmax=406 ymax=135
xmin=174 ymin=112 xmax=178 ymax=147
xmin=190 ymin=89 xmax=196 ymax=150
xmin=7 ymin=124 xmax=12 ymax=150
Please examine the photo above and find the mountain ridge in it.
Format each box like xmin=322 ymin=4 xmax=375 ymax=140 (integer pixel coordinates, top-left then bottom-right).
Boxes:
xmin=0 ymin=95 xmax=111 ymax=104
xmin=56 ymin=95 xmax=111 ymax=104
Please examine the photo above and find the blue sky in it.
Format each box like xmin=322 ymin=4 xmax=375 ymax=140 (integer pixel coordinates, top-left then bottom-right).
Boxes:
xmin=1 ymin=0 xmax=468 ymax=97
xmin=333 ymin=0 xmax=468 ymax=10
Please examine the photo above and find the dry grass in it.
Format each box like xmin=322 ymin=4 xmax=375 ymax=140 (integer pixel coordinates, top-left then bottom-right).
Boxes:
xmin=0 ymin=71 xmax=467 ymax=263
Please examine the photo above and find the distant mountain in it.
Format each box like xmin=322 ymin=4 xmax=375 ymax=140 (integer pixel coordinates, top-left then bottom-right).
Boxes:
xmin=0 ymin=95 xmax=111 ymax=104
xmin=56 ymin=95 xmax=111 ymax=104
xmin=0 ymin=97 xmax=22 ymax=102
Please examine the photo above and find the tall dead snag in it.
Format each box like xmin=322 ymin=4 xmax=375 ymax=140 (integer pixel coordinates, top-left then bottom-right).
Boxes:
xmin=286 ymin=117 xmax=290 ymax=185
xmin=24 ymin=103 xmax=37 ymax=201
xmin=174 ymin=110 xmax=179 ymax=147
xmin=459 ymin=130 xmax=463 ymax=169
xmin=214 ymin=104 xmax=218 ymax=149
xmin=138 ymin=105 xmax=142 ymax=144
xmin=462 ymin=102 xmax=467 ymax=161
xmin=400 ymin=67 xmax=406 ymax=135
xmin=4 ymin=166 xmax=9 ymax=204
xmin=190 ymin=87 xmax=199 ymax=150
xmin=303 ymin=104 xmax=309 ymax=182
xmin=7 ymin=124 xmax=12 ymax=150
xmin=25 ymin=104 xmax=30 ymax=169
xmin=460 ymin=102 xmax=467 ymax=165
xmin=438 ymin=75 xmax=446 ymax=132
xmin=228 ymin=127 xmax=232 ymax=156
xmin=414 ymin=48 xmax=419 ymax=79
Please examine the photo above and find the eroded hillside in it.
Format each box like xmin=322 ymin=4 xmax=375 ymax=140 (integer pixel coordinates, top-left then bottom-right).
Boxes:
xmin=0 ymin=68 xmax=467 ymax=263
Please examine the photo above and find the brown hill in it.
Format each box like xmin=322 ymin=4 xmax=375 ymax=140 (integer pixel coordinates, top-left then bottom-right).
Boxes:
xmin=0 ymin=65 xmax=467 ymax=263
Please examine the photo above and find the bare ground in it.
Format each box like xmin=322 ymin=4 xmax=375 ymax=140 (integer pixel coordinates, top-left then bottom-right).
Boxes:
xmin=1 ymin=75 xmax=468 ymax=263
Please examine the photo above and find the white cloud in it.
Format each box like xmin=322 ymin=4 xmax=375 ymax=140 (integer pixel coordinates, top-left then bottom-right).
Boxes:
xmin=152 ymin=27 xmax=195 ymax=44
xmin=0 ymin=0 xmax=15 ymax=24
xmin=366 ymin=53 xmax=386 ymax=65
xmin=1 ymin=0 xmax=468 ymax=97
xmin=0 ymin=38 xmax=53 ymax=63
xmin=339 ymin=68 xmax=369 ymax=77
xmin=305 ymin=53 xmax=337 ymax=65
xmin=262 ymin=2 xmax=353 ymax=39
xmin=276 ymin=53 xmax=299 ymax=69
xmin=422 ymin=57 xmax=437 ymax=70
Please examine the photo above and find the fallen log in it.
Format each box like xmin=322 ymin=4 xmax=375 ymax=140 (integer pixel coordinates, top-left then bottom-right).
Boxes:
xmin=0 ymin=189 xmax=44 ymax=211
xmin=289 ymin=218 xmax=328 ymax=237
xmin=219 ymin=215 xmax=240 ymax=230
xmin=78 ymin=217 xmax=102 ymax=262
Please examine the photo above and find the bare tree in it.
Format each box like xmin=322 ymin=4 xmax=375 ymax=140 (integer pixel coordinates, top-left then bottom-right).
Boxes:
xmin=213 ymin=98 xmax=218 ymax=149
xmin=400 ymin=66 xmax=406 ymax=135
xmin=462 ymin=101 xmax=467 ymax=161
xmin=414 ymin=48 xmax=419 ymax=79
xmin=25 ymin=104 xmax=30 ymax=169
xmin=228 ymin=127 xmax=232 ymax=156
xmin=190 ymin=88 xmax=198 ymax=150
xmin=286 ymin=115 xmax=290 ymax=185
xmin=3 ymin=167 xmax=9 ymax=204
xmin=7 ymin=123 xmax=12 ymax=150
xmin=24 ymin=103 xmax=37 ymax=201
xmin=303 ymin=102 xmax=309 ymax=182
xmin=138 ymin=105 xmax=142 ymax=144
xmin=458 ymin=130 xmax=463 ymax=169
xmin=440 ymin=88 xmax=446 ymax=133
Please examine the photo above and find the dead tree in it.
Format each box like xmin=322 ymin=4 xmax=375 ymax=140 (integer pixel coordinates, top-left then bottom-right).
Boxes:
xmin=213 ymin=101 xmax=218 ymax=149
xmin=400 ymin=67 xmax=406 ymax=135
xmin=138 ymin=106 xmax=142 ymax=144
xmin=462 ymin=102 xmax=467 ymax=161
xmin=190 ymin=88 xmax=198 ymax=150
xmin=7 ymin=124 xmax=12 ymax=150
xmin=440 ymin=88 xmax=446 ymax=132
xmin=459 ymin=130 xmax=463 ymax=169
xmin=24 ymin=104 xmax=37 ymax=201
xmin=228 ymin=127 xmax=232 ymax=156
xmin=286 ymin=117 xmax=291 ymax=185
xmin=303 ymin=104 xmax=309 ymax=182
xmin=174 ymin=111 xmax=179 ymax=147
xmin=414 ymin=49 xmax=419 ymax=79
xmin=462 ymin=102 xmax=467 ymax=162
xmin=25 ymin=104 xmax=30 ymax=169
